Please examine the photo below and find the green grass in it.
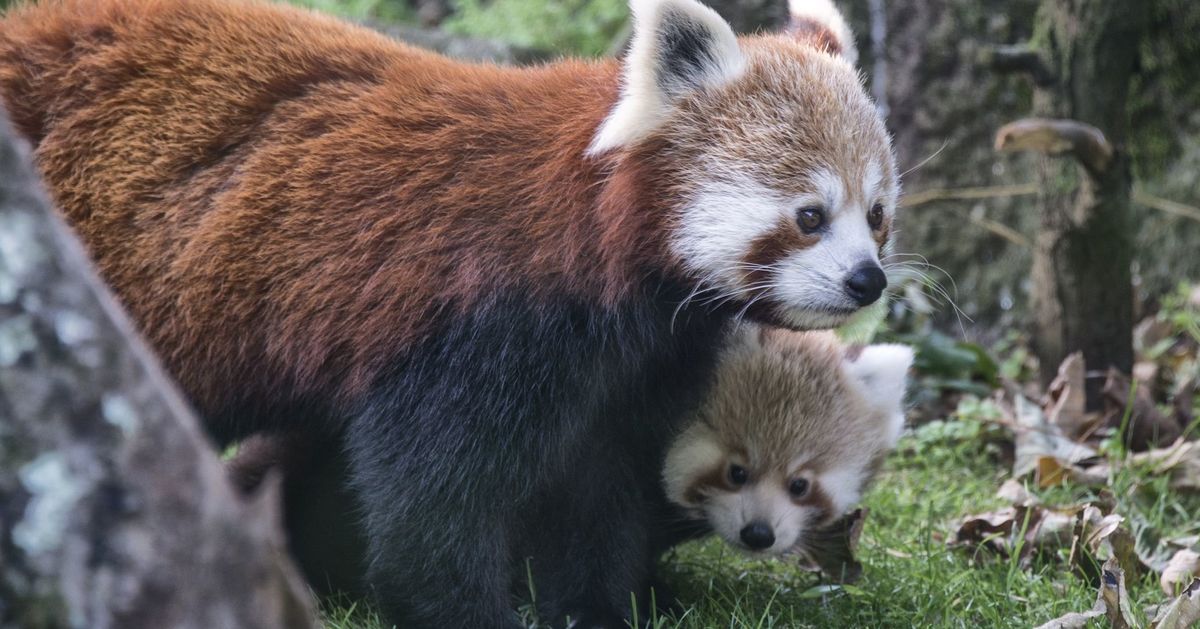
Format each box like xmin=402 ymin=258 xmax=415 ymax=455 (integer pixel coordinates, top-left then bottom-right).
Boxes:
xmin=320 ymin=419 xmax=1200 ymax=628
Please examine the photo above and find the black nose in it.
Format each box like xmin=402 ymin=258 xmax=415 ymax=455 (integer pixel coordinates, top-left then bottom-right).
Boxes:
xmin=739 ymin=521 xmax=775 ymax=550
xmin=844 ymin=264 xmax=887 ymax=306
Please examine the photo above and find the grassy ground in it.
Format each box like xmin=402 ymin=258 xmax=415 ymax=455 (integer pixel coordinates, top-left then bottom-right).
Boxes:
xmin=318 ymin=411 xmax=1200 ymax=628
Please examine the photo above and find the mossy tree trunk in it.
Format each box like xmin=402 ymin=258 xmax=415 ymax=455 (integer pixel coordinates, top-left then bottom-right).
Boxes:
xmin=1020 ymin=1 xmax=1146 ymax=406
xmin=0 ymin=113 xmax=315 ymax=629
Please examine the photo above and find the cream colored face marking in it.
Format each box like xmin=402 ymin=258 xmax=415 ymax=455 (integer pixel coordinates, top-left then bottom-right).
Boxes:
xmin=863 ymin=160 xmax=883 ymax=204
xmin=673 ymin=173 xmax=790 ymax=291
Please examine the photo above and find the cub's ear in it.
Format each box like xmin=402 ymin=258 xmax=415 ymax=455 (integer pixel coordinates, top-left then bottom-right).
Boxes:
xmin=844 ymin=343 xmax=913 ymax=444
xmin=787 ymin=0 xmax=858 ymax=65
xmin=588 ymin=0 xmax=745 ymax=154
xmin=662 ymin=423 xmax=724 ymax=508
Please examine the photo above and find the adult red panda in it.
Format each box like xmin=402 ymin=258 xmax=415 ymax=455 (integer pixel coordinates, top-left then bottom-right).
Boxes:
xmin=0 ymin=0 xmax=897 ymax=625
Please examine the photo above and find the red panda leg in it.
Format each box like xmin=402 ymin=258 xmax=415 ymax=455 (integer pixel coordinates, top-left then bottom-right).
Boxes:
xmin=226 ymin=431 xmax=370 ymax=598
xmin=344 ymin=417 xmax=521 ymax=628
xmin=519 ymin=457 xmax=657 ymax=626
xmin=334 ymin=293 xmax=722 ymax=627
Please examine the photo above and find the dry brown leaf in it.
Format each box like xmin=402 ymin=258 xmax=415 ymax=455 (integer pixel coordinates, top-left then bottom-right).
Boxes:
xmin=1034 ymin=605 xmax=1105 ymax=629
xmin=1129 ymin=439 xmax=1200 ymax=492
xmin=1038 ymin=456 xmax=1071 ymax=487
xmin=1068 ymin=505 xmax=1144 ymax=581
xmin=791 ymin=508 xmax=866 ymax=583
xmin=1075 ymin=439 xmax=1200 ymax=493
xmin=1098 ymin=557 xmax=1143 ymax=629
xmin=951 ymin=504 xmax=1077 ymax=562
xmin=1037 ymin=557 xmax=1140 ymax=629
xmin=1129 ymin=526 xmax=1195 ymax=576
xmin=1014 ymin=394 xmax=1099 ymax=479
xmin=951 ymin=506 xmax=1023 ymax=556
xmin=1044 ymin=352 xmax=1094 ymax=440
xmin=1161 ymin=550 xmax=1200 ymax=596
xmin=1150 ymin=578 xmax=1200 ymax=629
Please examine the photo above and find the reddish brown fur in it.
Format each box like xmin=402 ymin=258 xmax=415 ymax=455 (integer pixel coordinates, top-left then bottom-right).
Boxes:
xmin=743 ymin=220 xmax=820 ymax=281
xmin=0 ymin=0 xmax=685 ymax=413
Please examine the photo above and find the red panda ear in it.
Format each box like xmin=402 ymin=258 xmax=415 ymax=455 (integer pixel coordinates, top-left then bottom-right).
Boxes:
xmin=843 ymin=343 xmax=913 ymax=445
xmin=786 ymin=0 xmax=859 ymax=65
xmin=588 ymin=0 xmax=745 ymax=155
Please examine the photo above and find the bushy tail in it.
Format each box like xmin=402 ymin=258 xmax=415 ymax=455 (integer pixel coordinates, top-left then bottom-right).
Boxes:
xmin=786 ymin=0 xmax=858 ymax=64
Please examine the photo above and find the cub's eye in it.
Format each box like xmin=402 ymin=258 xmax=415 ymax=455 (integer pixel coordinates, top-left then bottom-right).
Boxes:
xmin=728 ymin=464 xmax=749 ymax=486
xmin=788 ymin=478 xmax=810 ymax=498
xmin=868 ymin=203 xmax=885 ymax=230
xmin=796 ymin=207 xmax=826 ymax=234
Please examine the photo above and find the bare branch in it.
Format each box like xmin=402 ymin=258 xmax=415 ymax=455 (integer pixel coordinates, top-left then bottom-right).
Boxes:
xmin=1133 ymin=191 xmax=1200 ymax=224
xmin=901 ymin=183 xmax=1039 ymax=208
xmin=903 ymin=183 xmax=1200 ymax=226
xmin=970 ymin=214 xmax=1032 ymax=248
xmin=994 ymin=118 xmax=1115 ymax=174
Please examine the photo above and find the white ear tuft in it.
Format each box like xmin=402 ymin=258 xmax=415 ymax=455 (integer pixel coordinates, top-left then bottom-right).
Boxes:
xmin=662 ymin=423 xmax=723 ymax=507
xmin=844 ymin=343 xmax=913 ymax=444
xmin=588 ymin=0 xmax=745 ymax=155
xmin=786 ymin=0 xmax=858 ymax=65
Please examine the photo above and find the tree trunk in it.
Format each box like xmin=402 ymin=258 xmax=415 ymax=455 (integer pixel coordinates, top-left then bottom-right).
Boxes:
xmin=1027 ymin=0 xmax=1144 ymax=406
xmin=0 ymin=113 xmax=315 ymax=629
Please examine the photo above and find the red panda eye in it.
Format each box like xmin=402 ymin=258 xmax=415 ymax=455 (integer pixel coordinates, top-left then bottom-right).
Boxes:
xmin=728 ymin=464 xmax=749 ymax=486
xmin=868 ymin=203 xmax=885 ymax=230
xmin=789 ymin=478 xmax=810 ymax=498
xmin=796 ymin=207 xmax=826 ymax=233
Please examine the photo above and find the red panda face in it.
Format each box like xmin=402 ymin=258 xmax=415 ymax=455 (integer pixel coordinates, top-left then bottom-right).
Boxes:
xmin=663 ymin=66 xmax=898 ymax=330
xmin=590 ymin=0 xmax=896 ymax=330
xmin=662 ymin=327 xmax=912 ymax=556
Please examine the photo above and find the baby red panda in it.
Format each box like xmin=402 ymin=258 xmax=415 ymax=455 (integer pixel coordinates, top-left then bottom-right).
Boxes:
xmin=662 ymin=326 xmax=912 ymax=557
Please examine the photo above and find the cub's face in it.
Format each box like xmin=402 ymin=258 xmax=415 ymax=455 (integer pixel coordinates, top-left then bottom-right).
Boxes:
xmin=590 ymin=0 xmax=897 ymax=330
xmin=671 ymin=444 xmax=865 ymax=556
xmin=662 ymin=329 xmax=913 ymax=557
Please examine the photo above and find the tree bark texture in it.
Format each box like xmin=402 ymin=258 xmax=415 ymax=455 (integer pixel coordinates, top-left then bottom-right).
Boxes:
xmin=1027 ymin=0 xmax=1145 ymax=402
xmin=0 ymin=113 xmax=315 ymax=629
xmin=851 ymin=0 xmax=1043 ymax=330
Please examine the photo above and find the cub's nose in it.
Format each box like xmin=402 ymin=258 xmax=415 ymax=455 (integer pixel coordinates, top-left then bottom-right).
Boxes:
xmin=739 ymin=521 xmax=775 ymax=550
xmin=844 ymin=264 xmax=887 ymax=306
